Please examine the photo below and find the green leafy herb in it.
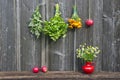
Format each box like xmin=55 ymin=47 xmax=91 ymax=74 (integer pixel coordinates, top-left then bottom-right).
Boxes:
xmin=28 ymin=6 xmax=43 ymax=38
xmin=43 ymin=4 xmax=68 ymax=41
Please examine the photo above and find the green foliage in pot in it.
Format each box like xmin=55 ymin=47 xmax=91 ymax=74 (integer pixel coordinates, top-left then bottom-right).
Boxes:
xmin=76 ymin=43 xmax=101 ymax=62
xmin=28 ymin=6 xmax=43 ymax=38
xmin=43 ymin=4 xmax=68 ymax=41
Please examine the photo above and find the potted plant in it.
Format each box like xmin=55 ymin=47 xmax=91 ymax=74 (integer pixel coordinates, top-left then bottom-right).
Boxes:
xmin=76 ymin=43 xmax=100 ymax=74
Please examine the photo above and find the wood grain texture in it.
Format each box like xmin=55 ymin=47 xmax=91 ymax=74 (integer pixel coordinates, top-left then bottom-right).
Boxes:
xmin=20 ymin=0 xmax=41 ymax=71
xmin=0 ymin=71 xmax=119 ymax=80
xmin=102 ymin=0 xmax=114 ymax=72
xmin=102 ymin=0 xmax=120 ymax=72
xmin=114 ymin=0 xmax=120 ymax=71
xmin=0 ymin=0 xmax=17 ymax=71
xmin=75 ymin=0 xmax=89 ymax=71
xmin=92 ymin=0 xmax=103 ymax=71
xmin=46 ymin=0 xmax=75 ymax=71
xmin=0 ymin=0 xmax=120 ymax=72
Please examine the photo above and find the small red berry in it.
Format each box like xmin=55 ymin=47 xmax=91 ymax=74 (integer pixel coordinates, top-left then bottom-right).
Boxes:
xmin=32 ymin=67 xmax=39 ymax=73
xmin=41 ymin=66 xmax=48 ymax=73
xmin=85 ymin=19 xmax=94 ymax=26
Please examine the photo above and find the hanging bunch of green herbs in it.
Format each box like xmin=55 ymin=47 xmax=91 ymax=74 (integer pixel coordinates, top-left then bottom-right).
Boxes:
xmin=43 ymin=4 xmax=68 ymax=41
xmin=28 ymin=6 xmax=43 ymax=38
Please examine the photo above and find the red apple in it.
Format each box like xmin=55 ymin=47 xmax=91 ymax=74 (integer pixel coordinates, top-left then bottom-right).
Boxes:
xmin=85 ymin=19 xmax=94 ymax=26
xmin=41 ymin=66 xmax=48 ymax=73
xmin=32 ymin=67 xmax=39 ymax=73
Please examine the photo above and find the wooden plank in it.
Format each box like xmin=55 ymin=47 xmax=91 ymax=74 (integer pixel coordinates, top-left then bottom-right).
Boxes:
xmin=102 ymin=0 xmax=117 ymax=71
xmin=14 ymin=0 xmax=21 ymax=71
xmin=76 ymin=0 xmax=103 ymax=72
xmin=0 ymin=0 xmax=119 ymax=72
xmin=45 ymin=0 xmax=56 ymax=71
xmin=39 ymin=0 xmax=46 ymax=67
xmin=0 ymin=0 xmax=2 ymax=71
xmin=75 ymin=0 xmax=89 ymax=71
xmin=46 ymin=0 xmax=74 ymax=71
xmin=47 ymin=0 xmax=67 ymax=71
xmin=113 ymin=0 xmax=120 ymax=71
xmin=92 ymin=0 xmax=103 ymax=71
xmin=0 ymin=0 xmax=17 ymax=71
xmin=20 ymin=0 xmax=41 ymax=71
xmin=60 ymin=0 xmax=75 ymax=71
xmin=0 ymin=71 xmax=119 ymax=80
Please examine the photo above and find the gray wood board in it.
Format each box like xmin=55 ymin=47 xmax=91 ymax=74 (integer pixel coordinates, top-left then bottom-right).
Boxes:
xmin=0 ymin=0 xmax=119 ymax=72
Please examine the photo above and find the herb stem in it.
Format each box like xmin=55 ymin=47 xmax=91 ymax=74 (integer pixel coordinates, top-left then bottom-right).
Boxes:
xmin=55 ymin=4 xmax=60 ymax=16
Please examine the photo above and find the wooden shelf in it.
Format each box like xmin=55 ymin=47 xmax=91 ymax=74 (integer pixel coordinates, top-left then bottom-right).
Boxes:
xmin=0 ymin=71 xmax=120 ymax=80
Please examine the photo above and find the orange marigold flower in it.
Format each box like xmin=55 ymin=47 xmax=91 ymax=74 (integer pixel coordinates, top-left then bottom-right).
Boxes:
xmin=77 ymin=25 xmax=82 ymax=28
xmin=68 ymin=18 xmax=82 ymax=29
xmin=68 ymin=25 xmax=73 ymax=29
xmin=72 ymin=22 xmax=79 ymax=27
xmin=68 ymin=19 xmax=75 ymax=23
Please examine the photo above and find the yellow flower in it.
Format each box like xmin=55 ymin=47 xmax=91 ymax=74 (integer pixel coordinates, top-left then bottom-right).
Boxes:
xmin=68 ymin=25 xmax=73 ymax=29
xmin=68 ymin=19 xmax=82 ymax=29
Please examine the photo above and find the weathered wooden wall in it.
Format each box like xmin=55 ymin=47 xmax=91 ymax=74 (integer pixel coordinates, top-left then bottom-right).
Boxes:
xmin=0 ymin=0 xmax=120 ymax=72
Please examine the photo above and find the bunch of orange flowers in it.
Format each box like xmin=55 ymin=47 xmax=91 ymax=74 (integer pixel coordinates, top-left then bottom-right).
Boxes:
xmin=68 ymin=5 xmax=82 ymax=29
xmin=68 ymin=19 xmax=82 ymax=29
